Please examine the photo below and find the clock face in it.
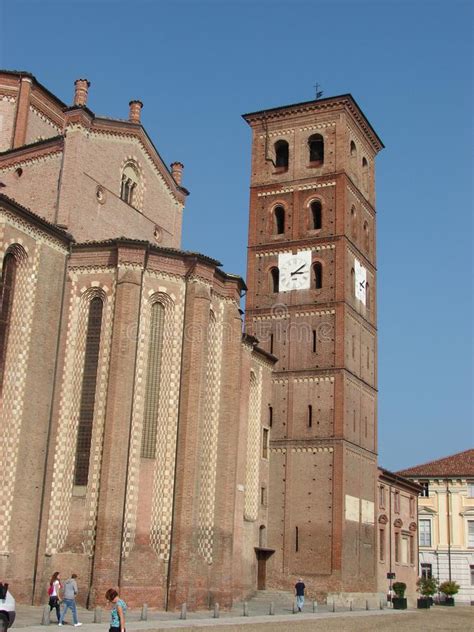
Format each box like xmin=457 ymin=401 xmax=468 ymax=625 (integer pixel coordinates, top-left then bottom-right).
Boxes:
xmin=278 ymin=250 xmax=312 ymax=291
xmin=354 ymin=258 xmax=367 ymax=305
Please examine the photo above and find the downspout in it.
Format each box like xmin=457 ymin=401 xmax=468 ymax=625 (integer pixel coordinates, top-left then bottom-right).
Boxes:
xmin=32 ymin=241 xmax=71 ymax=603
xmin=389 ymin=483 xmax=393 ymax=602
xmin=446 ymin=480 xmax=452 ymax=582
xmin=165 ymin=259 xmax=193 ymax=610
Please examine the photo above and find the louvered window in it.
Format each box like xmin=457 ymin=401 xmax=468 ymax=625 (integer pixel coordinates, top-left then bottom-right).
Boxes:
xmin=0 ymin=253 xmax=17 ymax=396
xmin=74 ymin=297 xmax=103 ymax=486
xmin=141 ymin=302 xmax=165 ymax=458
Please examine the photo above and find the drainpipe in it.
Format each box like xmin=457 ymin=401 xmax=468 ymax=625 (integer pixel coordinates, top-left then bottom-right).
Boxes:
xmin=446 ymin=480 xmax=452 ymax=582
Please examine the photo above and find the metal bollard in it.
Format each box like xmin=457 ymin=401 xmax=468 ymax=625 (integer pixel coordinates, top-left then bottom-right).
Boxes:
xmin=380 ymin=599 xmax=384 ymax=610
xmin=332 ymin=601 xmax=336 ymax=612
xmin=41 ymin=605 xmax=50 ymax=626
xmin=94 ymin=607 xmax=102 ymax=623
xmin=350 ymin=600 xmax=353 ymax=611
xmin=180 ymin=603 xmax=187 ymax=620
xmin=312 ymin=600 xmax=318 ymax=613
xmin=366 ymin=599 xmax=369 ymax=611
xmin=213 ymin=602 xmax=219 ymax=618
xmin=269 ymin=602 xmax=275 ymax=615
xmin=243 ymin=602 xmax=249 ymax=616
xmin=140 ymin=603 xmax=148 ymax=621
xmin=293 ymin=601 xmax=297 ymax=614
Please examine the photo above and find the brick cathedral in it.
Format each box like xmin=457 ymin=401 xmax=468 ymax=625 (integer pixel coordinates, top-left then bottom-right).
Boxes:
xmin=0 ymin=70 xmax=384 ymax=608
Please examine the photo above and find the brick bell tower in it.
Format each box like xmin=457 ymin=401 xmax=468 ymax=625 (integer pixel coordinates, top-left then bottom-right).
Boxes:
xmin=243 ymin=95 xmax=384 ymax=598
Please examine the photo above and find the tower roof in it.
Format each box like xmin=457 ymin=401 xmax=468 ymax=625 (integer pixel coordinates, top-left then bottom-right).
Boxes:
xmin=397 ymin=449 xmax=474 ymax=478
xmin=242 ymin=93 xmax=384 ymax=152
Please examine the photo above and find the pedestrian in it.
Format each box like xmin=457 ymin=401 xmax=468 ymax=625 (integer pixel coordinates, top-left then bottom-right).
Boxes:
xmin=59 ymin=573 xmax=82 ymax=626
xmin=105 ymin=589 xmax=127 ymax=632
xmin=48 ymin=572 xmax=62 ymax=623
xmin=295 ymin=577 xmax=305 ymax=612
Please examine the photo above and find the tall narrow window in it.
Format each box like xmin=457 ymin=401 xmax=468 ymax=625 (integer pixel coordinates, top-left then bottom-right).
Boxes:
xmin=394 ymin=490 xmax=400 ymax=513
xmin=310 ymin=200 xmax=322 ymax=230
xmin=262 ymin=428 xmax=269 ymax=459
xmin=0 ymin=253 xmax=17 ymax=395
xmin=270 ymin=333 xmax=274 ymax=355
xmin=409 ymin=535 xmax=415 ymax=565
xmin=353 ymin=409 xmax=356 ymax=433
xmin=274 ymin=140 xmax=289 ymax=170
xmin=362 ymin=156 xmax=369 ymax=190
xmin=313 ymin=262 xmax=323 ymax=289
xmin=379 ymin=485 xmax=385 ymax=508
xmin=141 ymin=302 xmax=165 ymax=458
xmin=274 ymin=206 xmax=285 ymax=234
xmin=270 ymin=268 xmax=279 ymax=293
xmin=312 ymin=329 xmax=317 ymax=353
xmin=379 ymin=528 xmax=385 ymax=561
xmin=268 ymin=405 xmax=273 ymax=428
xmin=308 ymin=134 xmax=324 ymax=164
xmin=420 ymin=481 xmax=430 ymax=497
xmin=419 ymin=519 xmax=431 ymax=547
xmin=259 ymin=525 xmax=266 ymax=547
xmin=363 ymin=221 xmax=370 ymax=252
xmin=421 ymin=563 xmax=432 ymax=579
xmin=295 ymin=526 xmax=299 ymax=552
xmin=350 ymin=205 xmax=357 ymax=238
xmin=308 ymin=405 xmax=313 ymax=428
xmin=351 ymin=335 xmax=356 ymax=359
xmin=351 ymin=267 xmax=355 ymax=297
xmin=468 ymin=520 xmax=474 ymax=547
xmin=350 ymin=140 xmax=357 ymax=157
xmin=74 ymin=297 xmax=103 ymax=486
xmin=395 ymin=531 xmax=400 ymax=563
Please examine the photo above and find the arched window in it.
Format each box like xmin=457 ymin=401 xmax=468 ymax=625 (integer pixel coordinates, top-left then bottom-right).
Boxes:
xmin=351 ymin=267 xmax=355 ymax=298
xmin=120 ymin=162 xmax=139 ymax=206
xmin=366 ymin=281 xmax=370 ymax=310
xmin=313 ymin=262 xmax=323 ymax=289
xmin=308 ymin=134 xmax=324 ymax=164
xmin=274 ymin=205 xmax=285 ymax=234
xmin=270 ymin=267 xmax=279 ymax=293
xmin=350 ymin=205 xmax=357 ymax=238
xmin=0 ymin=252 xmax=18 ymax=395
xmin=74 ymin=296 xmax=104 ymax=486
xmin=363 ymin=221 xmax=370 ymax=252
xmin=310 ymin=200 xmax=322 ymax=230
xmin=259 ymin=525 xmax=267 ymax=547
xmin=350 ymin=140 xmax=357 ymax=156
xmin=362 ymin=157 xmax=369 ymax=190
xmin=274 ymin=140 xmax=289 ymax=170
xmin=141 ymin=302 xmax=165 ymax=458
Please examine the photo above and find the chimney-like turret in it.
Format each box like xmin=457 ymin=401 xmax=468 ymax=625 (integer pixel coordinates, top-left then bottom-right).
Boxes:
xmin=129 ymin=100 xmax=143 ymax=124
xmin=74 ymin=79 xmax=90 ymax=107
xmin=170 ymin=162 xmax=184 ymax=185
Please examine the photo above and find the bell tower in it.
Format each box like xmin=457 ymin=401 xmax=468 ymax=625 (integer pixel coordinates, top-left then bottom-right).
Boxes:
xmin=243 ymin=95 xmax=384 ymax=596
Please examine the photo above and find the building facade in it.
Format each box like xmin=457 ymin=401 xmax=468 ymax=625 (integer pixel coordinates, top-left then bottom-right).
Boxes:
xmin=376 ymin=468 xmax=420 ymax=605
xmin=1 ymin=70 xmax=387 ymax=609
xmin=243 ymin=96 xmax=383 ymax=601
xmin=0 ymin=71 xmax=275 ymax=610
xmin=398 ymin=449 xmax=474 ymax=604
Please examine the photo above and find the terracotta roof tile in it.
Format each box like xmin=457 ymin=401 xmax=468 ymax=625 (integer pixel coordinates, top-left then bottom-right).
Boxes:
xmin=397 ymin=449 xmax=474 ymax=478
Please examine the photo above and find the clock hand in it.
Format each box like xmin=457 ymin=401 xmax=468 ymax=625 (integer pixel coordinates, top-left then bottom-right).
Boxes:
xmin=291 ymin=265 xmax=306 ymax=276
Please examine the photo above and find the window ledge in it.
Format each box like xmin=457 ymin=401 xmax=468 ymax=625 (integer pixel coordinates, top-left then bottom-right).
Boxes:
xmin=308 ymin=161 xmax=323 ymax=168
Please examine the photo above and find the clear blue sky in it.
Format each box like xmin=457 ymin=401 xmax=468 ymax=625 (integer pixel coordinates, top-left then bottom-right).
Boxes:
xmin=1 ymin=0 xmax=472 ymax=471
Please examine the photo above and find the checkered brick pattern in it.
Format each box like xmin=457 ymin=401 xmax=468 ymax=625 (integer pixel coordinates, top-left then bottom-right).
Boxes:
xmin=122 ymin=278 xmax=185 ymax=560
xmin=0 ymin=242 xmax=39 ymax=553
xmin=46 ymin=281 xmax=115 ymax=555
xmin=197 ymin=301 xmax=225 ymax=564
xmin=244 ymin=366 xmax=263 ymax=522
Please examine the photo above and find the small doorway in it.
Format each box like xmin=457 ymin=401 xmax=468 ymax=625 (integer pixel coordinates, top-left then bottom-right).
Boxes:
xmin=254 ymin=545 xmax=275 ymax=591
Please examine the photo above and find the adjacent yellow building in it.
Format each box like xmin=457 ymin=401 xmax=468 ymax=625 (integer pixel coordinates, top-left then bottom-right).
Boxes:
xmin=399 ymin=449 xmax=474 ymax=604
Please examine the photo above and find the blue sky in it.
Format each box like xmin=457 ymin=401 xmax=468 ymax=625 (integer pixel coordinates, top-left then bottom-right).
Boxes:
xmin=1 ymin=0 xmax=472 ymax=471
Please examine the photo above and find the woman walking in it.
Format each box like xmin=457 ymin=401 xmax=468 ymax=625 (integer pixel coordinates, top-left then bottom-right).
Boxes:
xmin=105 ymin=589 xmax=127 ymax=632
xmin=47 ymin=572 xmax=62 ymax=623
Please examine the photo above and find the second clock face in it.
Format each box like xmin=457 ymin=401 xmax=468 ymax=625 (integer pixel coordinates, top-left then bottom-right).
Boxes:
xmin=278 ymin=250 xmax=312 ymax=291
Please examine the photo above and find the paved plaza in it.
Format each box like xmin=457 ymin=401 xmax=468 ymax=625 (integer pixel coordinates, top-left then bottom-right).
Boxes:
xmin=12 ymin=601 xmax=473 ymax=632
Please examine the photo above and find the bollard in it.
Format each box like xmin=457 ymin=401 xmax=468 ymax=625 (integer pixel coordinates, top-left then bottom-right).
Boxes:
xmin=213 ymin=602 xmax=219 ymax=618
xmin=269 ymin=602 xmax=275 ymax=615
xmin=94 ymin=607 xmax=102 ymax=623
xmin=180 ymin=603 xmax=187 ymax=620
xmin=312 ymin=600 xmax=317 ymax=613
xmin=350 ymin=601 xmax=353 ymax=611
xmin=332 ymin=601 xmax=335 ymax=613
xmin=293 ymin=601 xmax=297 ymax=614
xmin=366 ymin=599 xmax=369 ymax=611
xmin=140 ymin=603 xmax=148 ymax=621
xmin=243 ymin=602 xmax=249 ymax=617
xmin=41 ymin=605 xmax=50 ymax=626
xmin=380 ymin=599 xmax=384 ymax=610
